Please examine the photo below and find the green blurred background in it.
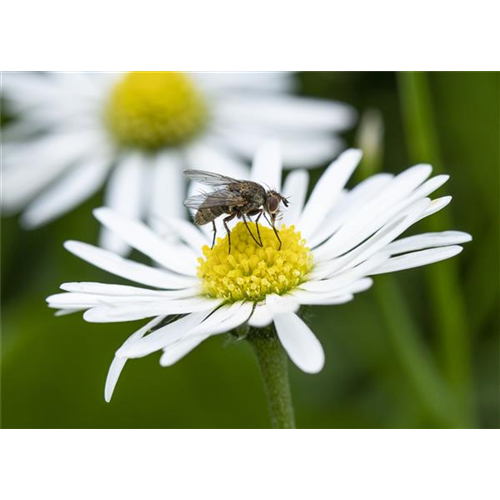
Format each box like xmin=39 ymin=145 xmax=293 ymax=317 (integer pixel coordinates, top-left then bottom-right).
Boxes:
xmin=1 ymin=72 xmax=499 ymax=428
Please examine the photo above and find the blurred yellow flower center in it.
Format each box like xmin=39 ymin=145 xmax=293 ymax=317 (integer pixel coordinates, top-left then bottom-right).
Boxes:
xmin=198 ymin=223 xmax=313 ymax=302
xmin=105 ymin=72 xmax=207 ymax=150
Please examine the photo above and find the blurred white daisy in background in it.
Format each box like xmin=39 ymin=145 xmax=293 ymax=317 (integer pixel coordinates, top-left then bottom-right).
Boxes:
xmin=2 ymin=71 xmax=355 ymax=254
xmin=46 ymin=142 xmax=471 ymax=402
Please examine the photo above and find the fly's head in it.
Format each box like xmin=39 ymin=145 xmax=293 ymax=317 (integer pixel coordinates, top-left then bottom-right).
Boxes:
xmin=265 ymin=190 xmax=289 ymax=224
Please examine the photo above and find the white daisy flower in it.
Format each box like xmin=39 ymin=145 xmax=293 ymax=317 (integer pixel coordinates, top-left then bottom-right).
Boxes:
xmin=46 ymin=143 xmax=471 ymax=403
xmin=2 ymin=71 xmax=355 ymax=254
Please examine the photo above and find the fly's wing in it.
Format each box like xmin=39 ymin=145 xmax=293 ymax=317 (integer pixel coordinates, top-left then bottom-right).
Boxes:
xmin=184 ymin=189 xmax=247 ymax=209
xmin=184 ymin=194 xmax=211 ymax=210
xmin=183 ymin=170 xmax=243 ymax=187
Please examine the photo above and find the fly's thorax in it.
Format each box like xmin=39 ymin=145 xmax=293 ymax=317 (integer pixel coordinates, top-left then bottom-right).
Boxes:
xmin=229 ymin=182 xmax=266 ymax=208
xmin=243 ymin=191 xmax=266 ymax=213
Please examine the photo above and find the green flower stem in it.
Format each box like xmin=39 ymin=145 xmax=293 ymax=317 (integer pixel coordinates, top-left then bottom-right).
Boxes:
xmin=247 ymin=328 xmax=296 ymax=429
xmin=398 ymin=71 xmax=474 ymax=426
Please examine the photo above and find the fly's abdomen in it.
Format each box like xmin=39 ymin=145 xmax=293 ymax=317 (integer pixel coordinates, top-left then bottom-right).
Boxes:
xmin=195 ymin=206 xmax=226 ymax=225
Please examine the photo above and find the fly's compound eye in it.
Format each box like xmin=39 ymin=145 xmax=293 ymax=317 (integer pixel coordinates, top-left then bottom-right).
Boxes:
xmin=268 ymin=195 xmax=279 ymax=213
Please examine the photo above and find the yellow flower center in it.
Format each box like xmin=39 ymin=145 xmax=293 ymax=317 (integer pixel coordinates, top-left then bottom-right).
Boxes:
xmin=198 ymin=222 xmax=313 ymax=302
xmin=105 ymin=72 xmax=207 ymax=150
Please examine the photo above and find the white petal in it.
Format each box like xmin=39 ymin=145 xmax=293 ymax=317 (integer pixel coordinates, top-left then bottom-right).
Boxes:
xmin=4 ymin=73 xmax=104 ymax=126
xmin=48 ymin=292 xmax=149 ymax=309
xmin=117 ymin=311 xmax=212 ymax=358
xmin=59 ymin=282 xmax=198 ymax=298
xmin=308 ymin=252 xmax=389 ymax=285
xmin=148 ymin=151 xmax=185 ymax=235
xmin=291 ymin=292 xmax=354 ymax=306
xmin=302 ymin=276 xmax=374 ymax=297
xmin=158 ymin=302 xmax=253 ymax=367
xmin=100 ymin=154 xmax=147 ymax=255
xmin=318 ymin=199 xmax=431 ymax=277
xmin=51 ymin=72 xmax=105 ymax=101
xmin=21 ymin=156 xmax=111 ymax=228
xmin=87 ymin=73 xmax=121 ymax=94
xmin=280 ymin=169 xmax=309 ymax=227
xmin=64 ymin=241 xmax=196 ymax=289
xmin=306 ymin=173 xmax=393 ymax=248
xmin=193 ymin=72 xmax=294 ymax=93
xmin=159 ymin=334 xmax=210 ymax=367
xmin=3 ymin=73 xmax=104 ymax=119
xmin=2 ymin=131 xmax=104 ymax=212
xmin=418 ymin=196 xmax=452 ymax=220
xmin=385 ymin=231 xmax=472 ymax=255
xmin=3 ymin=73 xmax=63 ymax=108
xmin=415 ymin=174 xmax=449 ymax=196
xmin=215 ymin=94 xmax=356 ymax=132
xmin=358 ymin=173 xmax=449 ymax=232
xmin=95 ymin=207 xmax=197 ymax=276
xmin=3 ymin=131 xmax=97 ymax=167
xmin=248 ymin=303 xmax=273 ymax=328
xmin=213 ymin=127 xmax=344 ymax=169
xmin=265 ymin=294 xmax=300 ymax=315
xmin=150 ymin=216 xmax=210 ymax=254
xmin=83 ymin=296 xmax=222 ymax=323
xmin=313 ymin=166 xmax=438 ymax=260
xmin=293 ymin=278 xmax=372 ymax=304
xmin=3 ymin=119 xmax=51 ymax=142
xmin=47 ymin=288 xmax=200 ymax=310
xmin=60 ymin=282 xmax=165 ymax=296
xmin=388 ymin=163 xmax=433 ymax=193
xmin=55 ymin=308 xmax=86 ymax=316
xmin=189 ymin=302 xmax=253 ymax=338
xmin=250 ymin=139 xmax=282 ymax=190
xmin=105 ymin=316 xmax=164 ymax=402
xmin=370 ymin=246 xmax=464 ymax=275
xmin=299 ymin=149 xmax=362 ymax=239
xmin=185 ymin=138 xmax=250 ymax=181
xmin=104 ymin=355 xmax=129 ymax=402
xmin=274 ymin=312 xmax=325 ymax=374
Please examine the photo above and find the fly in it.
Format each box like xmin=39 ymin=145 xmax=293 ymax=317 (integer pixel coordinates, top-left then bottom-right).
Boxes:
xmin=183 ymin=170 xmax=289 ymax=254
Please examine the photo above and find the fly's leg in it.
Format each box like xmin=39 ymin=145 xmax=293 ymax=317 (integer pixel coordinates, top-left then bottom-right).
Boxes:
xmin=242 ymin=214 xmax=263 ymax=247
xmin=211 ymin=221 xmax=217 ymax=249
xmin=255 ymin=211 xmax=263 ymax=246
xmin=223 ymin=213 xmax=236 ymax=254
xmin=271 ymin=224 xmax=282 ymax=250
xmin=263 ymin=213 xmax=282 ymax=251
xmin=248 ymin=209 xmax=264 ymax=246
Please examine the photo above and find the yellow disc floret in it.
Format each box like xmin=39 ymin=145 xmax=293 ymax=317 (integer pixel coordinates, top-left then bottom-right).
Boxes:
xmin=105 ymin=72 xmax=207 ymax=150
xmin=198 ymin=222 xmax=313 ymax=302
